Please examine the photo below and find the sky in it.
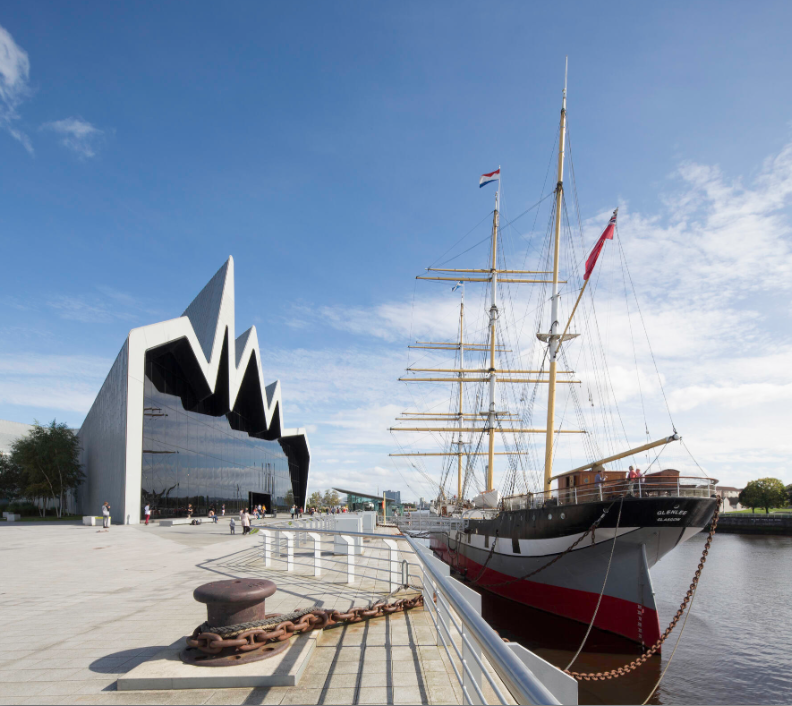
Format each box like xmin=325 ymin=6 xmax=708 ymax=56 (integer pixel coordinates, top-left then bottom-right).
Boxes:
xmin=2 ymin=2 xmax=792 ymax=501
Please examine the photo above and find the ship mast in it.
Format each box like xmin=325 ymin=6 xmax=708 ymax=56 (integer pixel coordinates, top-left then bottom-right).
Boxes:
xmin=486 ymin=182 xmax=501 ymax=491
xmin=543 ymin=58 xmax=569 ymax=492
xmin=457 ymin=293 xmax=464 ymax=499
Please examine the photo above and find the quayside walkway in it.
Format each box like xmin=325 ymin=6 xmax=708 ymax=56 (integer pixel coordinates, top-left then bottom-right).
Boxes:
xmin=0 ymin=517 xmax=571 ymax=705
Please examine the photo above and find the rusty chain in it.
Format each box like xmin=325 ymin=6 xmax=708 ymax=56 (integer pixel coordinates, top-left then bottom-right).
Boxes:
xmin=186 ymin=595 xmax=424 ymax=656
xmin=565 ymin=499 xmax=720 ymax=681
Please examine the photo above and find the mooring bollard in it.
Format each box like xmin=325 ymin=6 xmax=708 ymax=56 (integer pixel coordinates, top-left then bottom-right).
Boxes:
xmin=180 ymin=578 xmax=288 ymax=666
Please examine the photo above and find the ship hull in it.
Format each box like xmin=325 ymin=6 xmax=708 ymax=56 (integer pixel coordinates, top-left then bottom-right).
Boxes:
xmin=429 ymin=496 xmax=716 ymax=648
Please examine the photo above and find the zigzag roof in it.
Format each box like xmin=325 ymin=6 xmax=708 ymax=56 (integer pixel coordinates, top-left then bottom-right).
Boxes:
xmin=128 ymin=256 xmax=306 ymax=444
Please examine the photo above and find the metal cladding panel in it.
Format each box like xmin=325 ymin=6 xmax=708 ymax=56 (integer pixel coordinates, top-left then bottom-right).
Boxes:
xmin=182 ymin=260 xmax=229 ymax=360
xmin=77 ymin=340 xmax=129 ymax=520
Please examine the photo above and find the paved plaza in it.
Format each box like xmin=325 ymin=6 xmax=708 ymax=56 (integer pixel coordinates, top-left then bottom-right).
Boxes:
xmin=0 ymin=518 xmax=510 ymax=705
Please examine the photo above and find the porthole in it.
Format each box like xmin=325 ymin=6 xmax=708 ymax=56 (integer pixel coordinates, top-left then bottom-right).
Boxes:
xmin=547 ymin=513 xmax=553 ymax=520
xmin=560 ymin=513 xmax=566 ymax=519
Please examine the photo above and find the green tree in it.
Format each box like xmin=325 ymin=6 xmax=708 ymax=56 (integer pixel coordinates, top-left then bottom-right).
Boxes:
xmin=10 ymin=421 xmax=85 ymax=517
xmin=284 ymin=489 xmax=295 ymax=508
xmin=308 ymin=490 xmax=323 ymax=509
xmin=738 ymin=478 xmax=789 ymax=515
xmin=0 ymin=452 xmax=25 ymax=502
xmin=322 ymin=489 xmax=341 ymax=507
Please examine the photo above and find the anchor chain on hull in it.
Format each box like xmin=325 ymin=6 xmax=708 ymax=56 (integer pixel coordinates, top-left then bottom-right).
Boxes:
xmin=564 ymin=500 xmax=720 ymax=681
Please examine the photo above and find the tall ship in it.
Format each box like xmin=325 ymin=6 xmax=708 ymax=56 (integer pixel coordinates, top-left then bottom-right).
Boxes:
xmin=389 ymin=67 xmax=718 ymax=649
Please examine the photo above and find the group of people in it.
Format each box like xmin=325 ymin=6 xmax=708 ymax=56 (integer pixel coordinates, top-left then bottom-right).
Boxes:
xmin=229 ymin=507 xmax=256 ymax=535
xmin=592 ymin=465 xmax=644 ymax=496
xmin=290 ymin=505 xmax=304 ymax=519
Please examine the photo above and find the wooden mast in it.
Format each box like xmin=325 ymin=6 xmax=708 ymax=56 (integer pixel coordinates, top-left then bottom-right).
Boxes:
xmin=487 ymin=179 xmax=501 ymax=491
xmin=543 ymin=59 xmax=569 ymax=492
xmin=457 ymin=294 xmax=464 ymax=500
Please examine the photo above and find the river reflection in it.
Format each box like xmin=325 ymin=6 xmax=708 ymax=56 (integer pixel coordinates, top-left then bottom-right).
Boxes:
xmin=475 ymin=533 xmax=792 ymax=705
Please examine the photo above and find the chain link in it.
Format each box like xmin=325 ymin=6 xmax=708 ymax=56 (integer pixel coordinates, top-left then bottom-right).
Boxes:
xmin=565 ymin=499 xmax=720 ymax=681
xmin=186 ymin=596 xmax=424 ymax=655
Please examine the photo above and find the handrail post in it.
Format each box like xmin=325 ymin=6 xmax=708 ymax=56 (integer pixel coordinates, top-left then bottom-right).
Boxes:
xmin=283 ymin=531 xmax=295 ymax=572
xmin=342 ymin=535 xmax=355 ymax=585
xmin=383 ymin=538 xmax=400 ymax=592
xmin=308 ymin=531 xmax=322 ymax=577
xmin=261 ymin=529 xmax=272 ymax=568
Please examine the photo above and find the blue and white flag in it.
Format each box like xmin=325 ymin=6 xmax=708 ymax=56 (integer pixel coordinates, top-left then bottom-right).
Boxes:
xmin=451 ymin=281 xmax=463 ymax=291
xmin=479 ymin=168 xmax=500 ymax=188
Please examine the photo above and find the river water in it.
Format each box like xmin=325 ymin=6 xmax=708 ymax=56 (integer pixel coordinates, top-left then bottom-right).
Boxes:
xmin=478 ymin=533 xmax=792 ymax=705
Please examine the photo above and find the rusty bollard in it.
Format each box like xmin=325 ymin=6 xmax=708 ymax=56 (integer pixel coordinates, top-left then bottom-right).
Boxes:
xmin=180 ymin=578 xmax=289 ymax=666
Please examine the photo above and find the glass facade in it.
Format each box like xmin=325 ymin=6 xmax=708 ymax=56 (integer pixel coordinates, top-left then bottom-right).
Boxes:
xmin=141 ymin=353 xmax=293 ymax=520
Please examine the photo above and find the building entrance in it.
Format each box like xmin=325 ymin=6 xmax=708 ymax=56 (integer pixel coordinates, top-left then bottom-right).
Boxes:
xmin=249 ymin=491 xmax=272 ymax=517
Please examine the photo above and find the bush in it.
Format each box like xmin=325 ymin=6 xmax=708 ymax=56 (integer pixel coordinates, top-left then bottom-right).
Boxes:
xmin=6 ymin=501 xmax=39 ymax=516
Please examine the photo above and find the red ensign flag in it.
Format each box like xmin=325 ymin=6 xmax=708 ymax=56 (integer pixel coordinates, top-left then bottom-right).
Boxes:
xmin=583 ymin=209 xmax=618 ymax=281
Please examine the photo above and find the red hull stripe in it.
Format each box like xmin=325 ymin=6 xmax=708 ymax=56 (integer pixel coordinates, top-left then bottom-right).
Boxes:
xmin=434 ymin=542 xmax=661 ymax=647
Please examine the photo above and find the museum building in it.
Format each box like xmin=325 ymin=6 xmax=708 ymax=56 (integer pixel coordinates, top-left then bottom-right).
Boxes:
xmin=77 ymin=257 xmax=310 ymax=524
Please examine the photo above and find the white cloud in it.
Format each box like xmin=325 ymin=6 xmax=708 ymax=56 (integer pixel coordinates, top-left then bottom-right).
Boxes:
xmin=41 ymin=117 xmax=106 ymax=158
xmin=0 ymin=353 xmax=114 ymax=414
xmin=0 ymin=23 xmax=32 ymax=154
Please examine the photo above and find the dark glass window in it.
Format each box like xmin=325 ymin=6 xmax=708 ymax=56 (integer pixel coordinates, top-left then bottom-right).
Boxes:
xmin=141 ymin=353 xmax=292 ymax=520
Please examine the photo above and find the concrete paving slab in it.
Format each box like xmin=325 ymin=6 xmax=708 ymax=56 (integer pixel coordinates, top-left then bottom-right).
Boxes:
xmin=117 ymin=631 xmax=319 ymax=691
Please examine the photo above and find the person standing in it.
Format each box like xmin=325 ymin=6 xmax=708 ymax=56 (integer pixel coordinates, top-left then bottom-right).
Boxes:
xmin=628 ymin=466 xmax=638 ymax=494
xmin=144 ymin=503 xmax=151 ymax=525
xmin=290 ymin=504 xmax=296 ymax=520
xmin=241 ymin=508 xmax=250 ymax=535
xmin=221 ymin=504 xmax=226 ymax=517
xmin=229 ymin=517 xmax=236 ymax=535
xmin=101 ymin=502 xmax=110 ymax=531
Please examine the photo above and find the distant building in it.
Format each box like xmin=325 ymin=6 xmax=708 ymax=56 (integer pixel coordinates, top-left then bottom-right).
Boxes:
xmin=716 ymin=486 xmax=743 ymax=512
xmin=334 ymin=487 xmax=403 ymax=517
xmin=384 ymin=489 xmax=401 ymax=505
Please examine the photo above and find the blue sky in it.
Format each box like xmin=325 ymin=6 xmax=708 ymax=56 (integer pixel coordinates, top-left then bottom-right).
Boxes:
xmin=2 ymin=2 xmax=792 ymax=499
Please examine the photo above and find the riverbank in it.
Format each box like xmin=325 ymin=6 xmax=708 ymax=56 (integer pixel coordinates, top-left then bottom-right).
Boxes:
xmin=712 ymin=514 xmax=792 ymax=535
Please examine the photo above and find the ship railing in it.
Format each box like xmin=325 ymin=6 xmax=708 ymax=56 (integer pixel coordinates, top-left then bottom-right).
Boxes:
xmin=260 ymin=523 xmax=576 ymax=705
xmin=503 ymin=476 xmax=717 ymax=511
xmin=388 ymin=514 xmax=466 ymax=534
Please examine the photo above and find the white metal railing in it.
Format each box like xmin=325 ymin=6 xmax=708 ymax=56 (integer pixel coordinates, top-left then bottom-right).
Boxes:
xmin=261 ymin=520 xmax=575 ymax=705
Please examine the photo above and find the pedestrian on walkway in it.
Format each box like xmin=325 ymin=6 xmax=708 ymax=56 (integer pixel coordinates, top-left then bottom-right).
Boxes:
xmin=241 ymin=508 xmax=251 ymax=535
xmin=229 ymin=517 xmax=236 ymax=534
xmin=221 ymin=504 xmax=226 ymax=516
xmin=101 ymin=502 xmax=110 ymax=531
xmin=144 ymin=503 xmax=151 ymax=525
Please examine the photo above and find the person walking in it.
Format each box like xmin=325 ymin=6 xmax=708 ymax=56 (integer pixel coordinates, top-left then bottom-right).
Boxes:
xmin=229 ymin=517 xmax=236 ymax=535
xmin=221 ymin=504 xmax=226 ymax=517
xmin=187 ymin=503 xmax=193 ymax=519
xmin=241 ymin=508 xmax=251 ymax=535
xmin=101 ymin=502 xmax=110 ymax=531
xmin=290 ymin=504 xmax=296 ymax=520
xmin=144 ymin=503 xmax=151 ymax=525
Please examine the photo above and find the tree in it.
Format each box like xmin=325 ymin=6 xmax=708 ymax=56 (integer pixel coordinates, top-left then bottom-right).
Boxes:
xmin=308 ymin=490 xmax=323 ymax=509
xmin=322 ymin=489 xmax=341 ymax=507
xmin=738 ymin=478 xmax=789 ymax=515
xmin=10 ymin=421 xmax=85 ymax=517
xmin=284 ymin=489 xmax=295 ymax=508
xmin=0 ymin=452 xmax=25 ymax=502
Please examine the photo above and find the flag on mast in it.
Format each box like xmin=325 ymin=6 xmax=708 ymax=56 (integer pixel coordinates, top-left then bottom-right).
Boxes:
xmin=451 ymin=281 xmax=463 ymax=291
xmin=479 ymin=169 xmax=500 ymax=188
xmin=583 ymin=209 xmax=618 ymax=281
